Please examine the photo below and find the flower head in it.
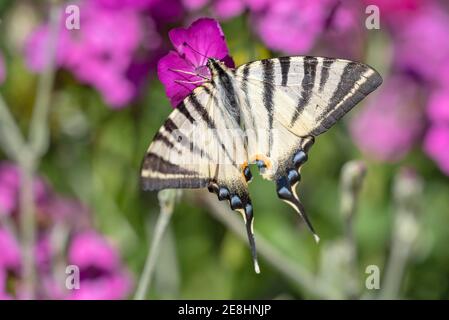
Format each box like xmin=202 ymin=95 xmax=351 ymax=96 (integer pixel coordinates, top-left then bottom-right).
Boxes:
xmin=157 ymin=18 xmax=234 ymax=107
xmin=252 ymin=0 xmax=338 ymax=54
xmin=25 ymin=1 xmax=162 ymax=108
xmin=392 ymin=4 xmax=449 ymax=85
xmin=67 ymin=231 xmax=132 ymax=300
xmin=0 ymin=161 xmax=132 ymax=300
xmin=0 ymin=163 xmax=49 ymax=217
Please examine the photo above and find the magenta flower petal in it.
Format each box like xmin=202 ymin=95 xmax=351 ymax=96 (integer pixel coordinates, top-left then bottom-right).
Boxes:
xmin=252 ymin=0 xmax=336 ymax=54
xmin=392 ymin=5 xmax=449 ymax=85
xmin=182 ymin=0 xmax=209 ymax=11
xmin=0 ymin=162 xmax=50 ymax=216
xmin=158 ymin=51 xmax=202 ymax=106
xmin=25 ymin=2 xmax=161 ymax=109
xmin=427 ymin=89 xmax=449 ymax=124
xmin=67 ymin=271 xmax=132 ymax=300
xmin=158 ymin=18 xmax=234 ymax=107
xmin=169 ymin=18 xmax=233 ymax=67
xmin=424 ymin=125 xmax=449 ymax=176
xmin=0 ymin=228 xmax=21 ymax=270
xmin=68 ymin=231 xmax=121 ymax=272
xmin=213 ymin=0 xmax=246 ymax=20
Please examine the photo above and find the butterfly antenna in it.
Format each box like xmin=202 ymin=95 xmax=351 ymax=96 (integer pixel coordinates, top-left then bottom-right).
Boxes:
xmin=241 ymin=203 xmax=260 ymax=274
xmin=182 ymin=42 xmax=210 ymax=60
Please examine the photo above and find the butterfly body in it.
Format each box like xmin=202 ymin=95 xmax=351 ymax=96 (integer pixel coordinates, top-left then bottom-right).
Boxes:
xmin=142 ymin=56 xmax=382 ymax=272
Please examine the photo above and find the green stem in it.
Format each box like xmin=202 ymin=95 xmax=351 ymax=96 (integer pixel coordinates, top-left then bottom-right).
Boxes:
xmin=0 ymin=94 xmax=27 ymax=161
xmin=134 ymin=190 xmax=179 ymax=300
xmin=28 ymin=6 xmax=61 ymax=157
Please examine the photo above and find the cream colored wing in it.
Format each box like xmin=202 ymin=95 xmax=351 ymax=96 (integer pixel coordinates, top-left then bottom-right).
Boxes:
xmin=234 ymin=56 xmax=382 ymax=239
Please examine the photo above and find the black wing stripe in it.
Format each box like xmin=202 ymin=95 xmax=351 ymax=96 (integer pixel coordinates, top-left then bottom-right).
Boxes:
xmin=177 ymin=101 xmax=196 ymax=124
xmin=262 ymin=59 xmax=275 ymax=156
xmin=189 ymin=93 xmax=237 ymax=167
xmin=211 ymin=60 xmax=240 ymax=124
xmin=143 ymin=152 xmax=198 ymax=175
xmin=163 ymin=118 xmax=178 ymax=133
xmin=279 ymin=56 xmax=291 ymax=86
xmin=315 ymin=64 xmax=382 ymax=134
xmin=290 ymin=56 xmax=318 ymax=127
xmin=319 ymin=58 xmax=334 ymax=92
xmin=240 ymin=63 xmax=258 ymax=142
xmin=189 ymin=94 xmax=214 ymax=128
xmin=153 ymin=131 xmax=175 ymax=149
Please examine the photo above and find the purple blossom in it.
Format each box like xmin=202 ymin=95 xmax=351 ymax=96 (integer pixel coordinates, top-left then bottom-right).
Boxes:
xmin=427 ymin=89 xmax=449 ymax=124
xmin=0 ymin=161 xmax=132 ymax=300
xmin=350 ymin=76 xmax=424 ymax=162
xmin=0 ymin=163 xmax=49 ymax=217
xmin=157 ymin=18 xmax=234 ymax=107
xmin=362 ymin=0 xmax=423 ymax=17
xmin=150 ymin=0 xmax=185 ymax=24
xmin=68 ymin=231 xmax=121 ymax=272
xmin=212 ymin=0 xmax=246 ymax=20
xmin=0 ymin=228 xmax=21 ymax=271
xmin=424 ymin=125 xmax=449 ymax=176
xmin=182 ymin=0 xmax=209 ymax=11
xmin=251 ymin=0 xmax=338 ymax=54
xmin=25 ymin=1 xmax=162 ymax=108
xmin=391 ymin=4 xmax=449 ymax=85
xmin=67 ymin=231 xmax=132 ymax=300
xmin=93 ymin=0 xmax=156 ymax=10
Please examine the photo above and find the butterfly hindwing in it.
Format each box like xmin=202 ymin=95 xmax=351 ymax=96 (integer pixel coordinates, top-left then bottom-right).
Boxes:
xmin=234 ymin=56 xmax=382 ymax=239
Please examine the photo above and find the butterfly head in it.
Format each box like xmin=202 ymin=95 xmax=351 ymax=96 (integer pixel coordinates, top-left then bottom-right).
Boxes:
xmin=206 ymin=58 xmax=228 ymax=77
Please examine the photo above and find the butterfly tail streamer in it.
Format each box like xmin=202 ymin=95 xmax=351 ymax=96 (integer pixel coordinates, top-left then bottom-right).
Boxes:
xmin=242 ymin=203 xmax=260 ymax=274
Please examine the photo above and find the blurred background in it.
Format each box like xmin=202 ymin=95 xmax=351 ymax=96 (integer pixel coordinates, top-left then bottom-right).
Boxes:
xmin=1 ymin=0 xmax=449 ymax=300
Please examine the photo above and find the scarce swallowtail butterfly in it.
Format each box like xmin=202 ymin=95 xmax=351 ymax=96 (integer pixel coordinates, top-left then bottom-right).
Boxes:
xmin=141 ymin=56 xmax=382 ymax=273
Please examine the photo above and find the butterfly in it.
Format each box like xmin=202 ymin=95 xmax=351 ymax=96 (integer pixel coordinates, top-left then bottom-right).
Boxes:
xmin=141 ymin=56 xmax=382 ymax=273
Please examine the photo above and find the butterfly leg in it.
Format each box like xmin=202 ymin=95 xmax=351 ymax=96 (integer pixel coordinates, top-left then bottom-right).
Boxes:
xmin=275 ymin=137 xmax=320 ymax=242
xmin=208 ymin=175 xmax=260 ymax=273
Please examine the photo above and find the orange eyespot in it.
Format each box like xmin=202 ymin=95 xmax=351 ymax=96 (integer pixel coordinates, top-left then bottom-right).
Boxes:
xmin=250 ymin=154 xmax=273 ymax=170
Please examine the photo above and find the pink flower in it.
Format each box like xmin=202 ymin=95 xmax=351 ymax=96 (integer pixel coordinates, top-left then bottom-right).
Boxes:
xmin=252 ymin=0 xmax=338 ymax=54
xmin=67 ymin=272 xmax=132 ymax=300
xmin=25 ymin=1 xmax=162 ymax=108
xmin=350 ymin=76 xmax=424 ymax=162
xmin=182 ymin=0 xmax=209 ymax=11
xmin=157 ymin=18 xmax=234 ymax=107
xmin=427 ymin=89 xmax=449 ymax=124
xmin=0 ymin=161 xmax=132 ymax=299
xmin=67 ymin=231 xmax=132 ymax=300
xmin=424 ymin=125 xmax=449 ymax=175
xmin=212 ymin=0 xmax=246 ymax=20
xmin=93 ymin=0 xmax=156 ymax=10
xmin=392 ymin=4 xmax=449 ymax=85
xmin=0 ymin=228 xmax=21 ymax=271
xmin=69 ymin=231 xmax=121 ymax=272
xmin=0 ymin=163 xmax=49 ymax=217
xmin=362 ymin=0 xmax=423 ymax=17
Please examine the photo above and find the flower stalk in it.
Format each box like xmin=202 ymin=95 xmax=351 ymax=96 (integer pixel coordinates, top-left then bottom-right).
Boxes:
xmin=380 ymin=167 xmax=422 ymax=299
xmin=134 ymin=189 xmax=180 ymax=300
xmin=0 ymin=4 xmax=61 ymax=299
